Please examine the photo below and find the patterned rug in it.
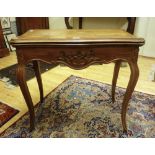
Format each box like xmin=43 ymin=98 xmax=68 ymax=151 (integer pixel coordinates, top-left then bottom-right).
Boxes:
xmin=0 ymin=102 xmax=19 ymax=127
xmin=1 ymin=76 xmax=155 ymax=138
xmin=0 ymin=61 xmax=57 ymax=86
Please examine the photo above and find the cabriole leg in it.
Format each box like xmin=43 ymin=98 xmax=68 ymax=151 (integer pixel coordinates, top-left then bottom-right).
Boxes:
xmin=121 ymin=61 xmax=139 ymax=133
xmin=16 ymin=64 xmax=35 ymax=131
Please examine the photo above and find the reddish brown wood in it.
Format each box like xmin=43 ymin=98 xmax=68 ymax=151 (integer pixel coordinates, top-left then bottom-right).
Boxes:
xmin=16 ymin=64 xmax=35 ymax=131
xmin=112 ymin=60 xmax=121 ymax=103
xmin=12 ymin=29 xmax=144 ymax=132
xmin=33 ymin=60 xmax=44 ymax=104
xmin=0 ymin=21 xmax=10 ymax=58
xmin=121 ymin=61 xmax=139 ymax=132
xmin=15 ymin=46 xmax=141 ymax=132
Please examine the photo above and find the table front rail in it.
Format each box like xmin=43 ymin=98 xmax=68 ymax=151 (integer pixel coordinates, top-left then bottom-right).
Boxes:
xmin=16 ymin=46 xmax=139 ymax=69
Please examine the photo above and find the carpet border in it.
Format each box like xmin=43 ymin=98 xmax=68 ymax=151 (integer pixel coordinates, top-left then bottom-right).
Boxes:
xmin=0 ymin=101 xmax=19 ymax=128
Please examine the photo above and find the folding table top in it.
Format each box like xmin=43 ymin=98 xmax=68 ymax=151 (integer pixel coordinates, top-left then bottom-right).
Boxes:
xmin=10 ymin=29 xmax=145 ymax=46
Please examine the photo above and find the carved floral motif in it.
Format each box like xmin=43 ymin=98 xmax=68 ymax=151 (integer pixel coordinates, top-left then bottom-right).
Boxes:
xmin=57 ymin=50 xmax=101 ymax=68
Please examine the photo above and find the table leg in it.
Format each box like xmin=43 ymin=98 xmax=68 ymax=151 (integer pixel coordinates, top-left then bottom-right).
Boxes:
xmin=16 ymin=64 xmax=35 ymax=131
xmin=32 ymin=60 xmax=44 ymax=104
xmin=121 ymin=61 xmax=139 ymax=133
xmin=112 ymin=60 xmax=121 ymax=103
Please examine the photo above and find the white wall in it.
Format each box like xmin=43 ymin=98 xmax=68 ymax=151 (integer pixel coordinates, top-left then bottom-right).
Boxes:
xmin=49 ymin=17 xmax=71 ymax=29
xmin=134 ymin=17 xmax=149 ymax=55
xmin=135 ymin=17 xmax=155 ymax=58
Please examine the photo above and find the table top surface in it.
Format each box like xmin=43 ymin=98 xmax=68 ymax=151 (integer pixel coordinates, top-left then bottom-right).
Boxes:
xmin=11 ymin=29 xmax=145 ymax=46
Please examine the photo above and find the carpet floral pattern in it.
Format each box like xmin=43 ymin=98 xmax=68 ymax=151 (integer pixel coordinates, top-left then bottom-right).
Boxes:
xmin=1 ymin=76 xmax=155 ymax=138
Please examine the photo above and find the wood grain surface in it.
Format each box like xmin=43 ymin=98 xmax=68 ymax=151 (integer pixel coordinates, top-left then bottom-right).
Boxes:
xmin=10 ymin=29 xmax=144 ymax=45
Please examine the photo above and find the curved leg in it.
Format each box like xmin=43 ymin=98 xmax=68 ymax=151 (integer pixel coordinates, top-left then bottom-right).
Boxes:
xmin=112 ymin=60 xmax=121 ymax=103
xmin=121 ymin=61 xmax=139 ymax=133
xmin=33 ymin=60 xmax=44 ymax=104
xmin=16 ymin=64 xmax=35 ymax=131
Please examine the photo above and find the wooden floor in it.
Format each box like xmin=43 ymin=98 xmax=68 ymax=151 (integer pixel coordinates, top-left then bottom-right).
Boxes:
xmin=0 ymin=52 xmax=155 ymax=134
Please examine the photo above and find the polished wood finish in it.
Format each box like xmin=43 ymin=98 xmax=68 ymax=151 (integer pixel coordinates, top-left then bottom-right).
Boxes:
xmin=11 ymin=29 xmax=144 ymax=45
xmin=16 ymin=63 xmax=35 ymax=130
xmin=32 ymin=60 xmax=44 ymax=103
xmin=112 ymin=60 xmax=121 ymax=103
xmin=11 ymin=29 xmax=144 ymax=132
xmin=0 ymin=21 xmax=10 ymax=58
xmin=16 ymin=17 xmax=49 ymax=35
